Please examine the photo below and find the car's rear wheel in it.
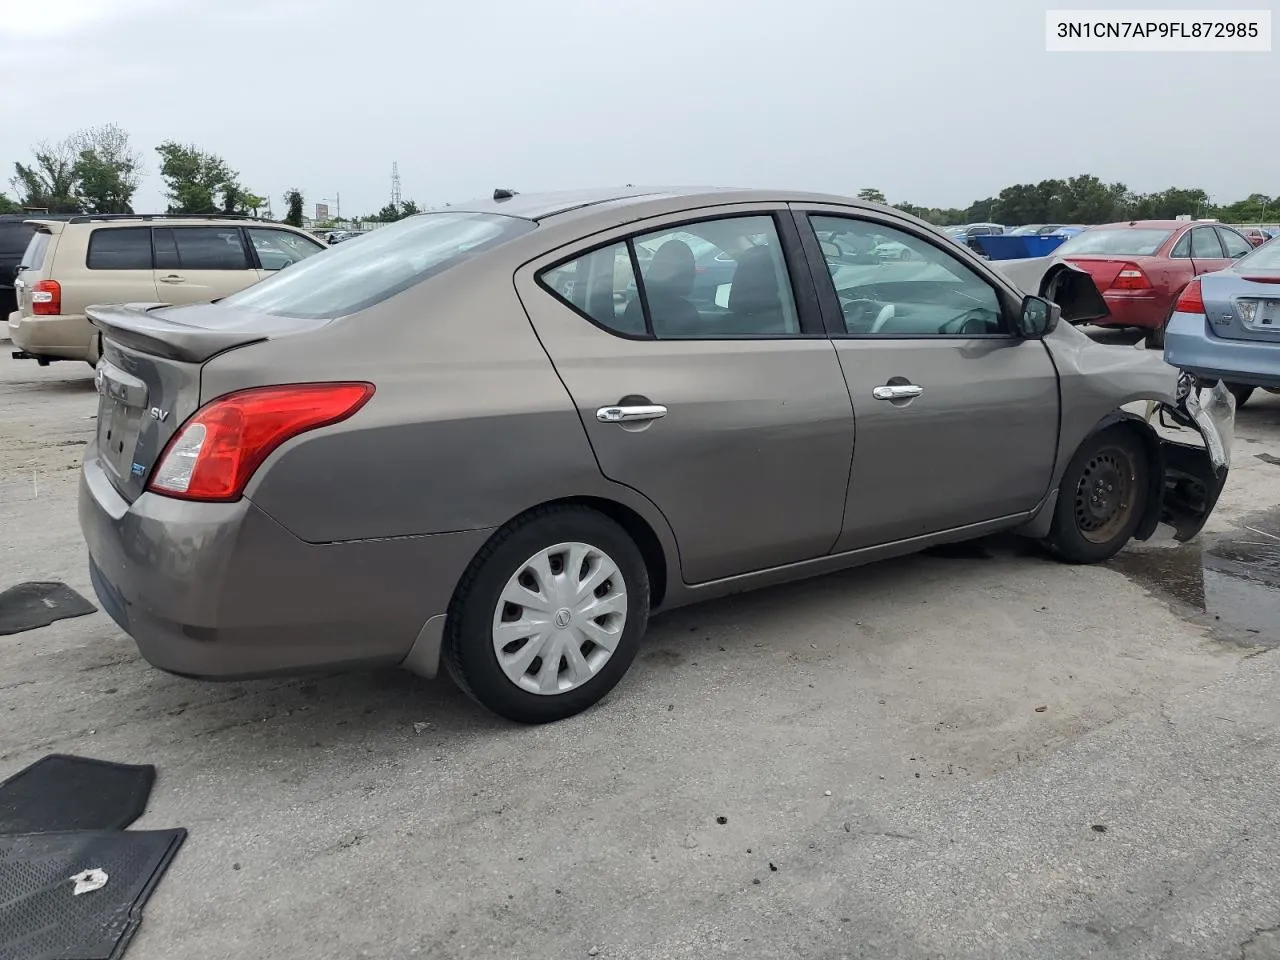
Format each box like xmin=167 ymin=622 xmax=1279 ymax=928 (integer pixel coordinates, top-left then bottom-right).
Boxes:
xmin=1226 ymin=383 xmax=1255 ymax=409
xmin=1043 ymin=427 xmax=1149 ymax=564
xmin=444 ymin=505 xmax=650 ymax=723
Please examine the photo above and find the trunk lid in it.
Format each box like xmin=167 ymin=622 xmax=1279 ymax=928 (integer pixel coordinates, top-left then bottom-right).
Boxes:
xmin=89 ymin=300 xmax=329 ymax=502
xmin=1059 ymin=256 xmax=1149 ymax=292
xmin=1200 ymin=270 xmax=1280 ymax=344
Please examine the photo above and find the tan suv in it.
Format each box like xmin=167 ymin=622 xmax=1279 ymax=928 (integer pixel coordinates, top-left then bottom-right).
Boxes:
xmin=9 ymin=214 xmax=326 ymax=365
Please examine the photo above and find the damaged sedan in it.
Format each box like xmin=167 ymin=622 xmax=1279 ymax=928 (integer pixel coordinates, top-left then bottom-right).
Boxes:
xmin=78 ymin=187 xmax=1232 ymax=724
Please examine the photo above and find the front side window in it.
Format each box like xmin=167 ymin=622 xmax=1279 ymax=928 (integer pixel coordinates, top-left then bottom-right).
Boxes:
xmin=1218 ymin=228 xmax=1252 ymax=259
xmin=248 ymin=228 xmax=325 ymax=270
xmin=86 ymin=227 xmax=152 ymax=270
xmin=539 ymin=215 xmax=801 ymax=339
xmin=810 ymin=215 xmax=1004 ymax=336
xmin=153 ymin=227 xmax=250 ymax=270
xmin=221 ymin=212 xmax=534 ymax=320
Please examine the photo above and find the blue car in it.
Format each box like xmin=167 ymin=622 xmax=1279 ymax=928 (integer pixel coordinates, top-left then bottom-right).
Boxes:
xmin=1164 ymin=236 xmax=1280 ymax=408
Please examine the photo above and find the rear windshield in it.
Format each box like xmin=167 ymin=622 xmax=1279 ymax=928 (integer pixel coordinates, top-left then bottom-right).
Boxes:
xmin=1236 ymin=237 xmax=1280 ymax=272
xmin=20 ymin=231 xmax=52 ymax=272
xmin=219 ymin=212 xmax=535 ymax=319
xmin=1055 ymin=228 xmax=1173 ymax=257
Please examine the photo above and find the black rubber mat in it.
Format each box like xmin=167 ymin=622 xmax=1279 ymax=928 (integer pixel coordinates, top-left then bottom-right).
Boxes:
xmin=0 ymin=582 xmax=96 ymax=636
xmin=0 ymin=757 xmax=156 ymax=835
xmin=0 ymin=829 xmax=185 ymax=960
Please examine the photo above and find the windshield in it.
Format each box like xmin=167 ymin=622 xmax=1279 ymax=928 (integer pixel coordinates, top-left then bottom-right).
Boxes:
xmin=1055 ymin=228 xmax=1173 ymax=256
xmin=1235 ymin=236 xmax=1280 ymax=272
xmin=219 ymin=212 xmax=535 ymax=319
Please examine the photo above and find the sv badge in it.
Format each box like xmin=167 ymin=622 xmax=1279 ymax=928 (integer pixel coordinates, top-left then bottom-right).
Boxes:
xmin=149 ymin=407 xmax=169 ymax=422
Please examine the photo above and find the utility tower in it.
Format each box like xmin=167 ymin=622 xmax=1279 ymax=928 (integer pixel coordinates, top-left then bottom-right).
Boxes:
xmin=391 ymin=162 xmax=402 ymax=209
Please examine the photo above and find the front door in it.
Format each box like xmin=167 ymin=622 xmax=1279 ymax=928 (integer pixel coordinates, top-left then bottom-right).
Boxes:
xmin=797 ymin=208 xmax=1060 ymax=551
xmin=151 ymin=226 xmax=255 ymax=303
xmin=517 ymin=208 xmax=855 ymax=585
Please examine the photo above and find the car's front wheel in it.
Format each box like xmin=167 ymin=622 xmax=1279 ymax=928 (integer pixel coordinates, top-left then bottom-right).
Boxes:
xmin=1043 ymin=426 xmax=1149 ymax=564
xmin=444 ymin=505 xmax=650 ymax=723
xmin=1226 ymin=383 xmax=1255 ymax=409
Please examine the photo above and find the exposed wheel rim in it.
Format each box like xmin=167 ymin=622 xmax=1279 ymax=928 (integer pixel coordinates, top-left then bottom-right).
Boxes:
xmin=491 ymin=541 xmax=628 ymax=696
xmin=1073 ymin=446 xmax=1137 ymax=544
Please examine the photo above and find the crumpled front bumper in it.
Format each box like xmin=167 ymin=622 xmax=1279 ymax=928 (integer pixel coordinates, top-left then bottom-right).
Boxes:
xmin=1144 ymin=375 xmax=1234 ymax=542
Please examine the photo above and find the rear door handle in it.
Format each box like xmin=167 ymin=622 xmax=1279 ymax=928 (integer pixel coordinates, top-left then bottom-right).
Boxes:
xmin=873 ymin=384 xmax=923 ymax=400
xmin=158 ymin=275 xmax=186 ymax=284
xmin=597 ymin=404 xmax=667 ymax=423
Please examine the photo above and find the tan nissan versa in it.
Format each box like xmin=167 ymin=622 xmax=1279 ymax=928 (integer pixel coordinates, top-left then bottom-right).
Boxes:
xmin=9 ymin=214 xmax=326 ymax=365
xmin=79 ymin=187 xmax=1235 ymax=725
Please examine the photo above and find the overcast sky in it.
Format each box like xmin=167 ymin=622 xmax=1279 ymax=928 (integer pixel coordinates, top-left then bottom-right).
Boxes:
xmin=0 ymin=0 xmax=1275 ymax=218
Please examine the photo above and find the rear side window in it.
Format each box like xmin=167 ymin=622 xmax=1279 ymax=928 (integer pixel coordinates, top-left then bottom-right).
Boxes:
xmin=154 ymin=227 xmax=250 ymax=270
xmin=1190 ymin=228 xmax=1223 ymax=259
xmin=20 ymin=231 xmax=51 ymax=272
xmin=220 ymin=212 xmax=535 ymax=319
xmin=540 ymin=242 xmax=643 ymax=336
xmin=86 ymin=227 xmax=153 ymax=270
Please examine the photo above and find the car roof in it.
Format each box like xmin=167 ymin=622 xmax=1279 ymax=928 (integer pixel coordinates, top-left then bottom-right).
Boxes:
xmin=442 ymin=186 xmax=890 ymax=222
xmin=1091 ymin=220 xmax=1195 ymax=230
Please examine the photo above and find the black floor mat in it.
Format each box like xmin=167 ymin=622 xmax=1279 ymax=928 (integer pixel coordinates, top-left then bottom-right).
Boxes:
xmin=0 ymin=582 xmax=96 ymax=636
xmin=0 ymin=757 xmax=156 ymax=835
xmin=0 ymin=829 xmax=185 ymax=960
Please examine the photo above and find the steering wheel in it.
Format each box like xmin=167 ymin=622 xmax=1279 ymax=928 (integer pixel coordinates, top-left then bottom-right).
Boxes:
xmin=937 ymin=308 xmax=991 ymax=335
xmin=868 ymin=302 xmax=897 ymax=334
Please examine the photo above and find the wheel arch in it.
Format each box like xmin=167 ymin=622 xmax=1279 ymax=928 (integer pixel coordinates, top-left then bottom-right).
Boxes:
xmin=1021 ymin=407 xmax=1165 ymax=541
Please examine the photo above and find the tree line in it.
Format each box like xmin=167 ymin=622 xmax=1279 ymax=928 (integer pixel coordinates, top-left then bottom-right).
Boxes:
xmin=858 ymin=176 xmax=1277 ymax=227
xmin=5 ymin=126 xmax=1275 ymax=229
xmin=0 ymin=124 xmax=420 ymax=227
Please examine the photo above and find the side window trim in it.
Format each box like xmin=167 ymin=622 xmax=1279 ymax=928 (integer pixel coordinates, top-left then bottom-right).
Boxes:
xmin=534 ymin=210 xmax=826 ymax=341
xmin=792 ymin=208 xmax=1018 ymax=340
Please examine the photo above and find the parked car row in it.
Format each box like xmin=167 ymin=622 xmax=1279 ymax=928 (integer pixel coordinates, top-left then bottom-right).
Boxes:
xmin=6 ymin=214 xmax=327 ymax=365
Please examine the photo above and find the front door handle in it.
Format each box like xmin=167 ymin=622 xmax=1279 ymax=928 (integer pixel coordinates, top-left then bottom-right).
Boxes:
xmin=873 ymin=384 xmax=923 ymax=401
xmin=158 ymin=275 xmax=186 ymax=284
xmin=597 ymin=404 xmax=667 ymax=423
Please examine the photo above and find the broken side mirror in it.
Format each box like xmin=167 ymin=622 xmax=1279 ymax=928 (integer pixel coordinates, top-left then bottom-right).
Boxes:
xmin=1017 ymin=295 xmax=1060 ymax=338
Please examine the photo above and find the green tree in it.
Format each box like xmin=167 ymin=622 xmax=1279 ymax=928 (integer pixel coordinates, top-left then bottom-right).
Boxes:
xmin=0 ymin=193 xmax=19 ymax=214
xmin=400 ymin=199 xmax=420 ymax=216
xmin=10 ymin=139 xmax=79 ymax=212
xmin=155 ymin=141 xmax=244 ymax=214
xmin=70 ymin=124 xmax=143 ymax=214
xmin=857 ymin=188 xmax=887 ymax=204
xmin=283 ymin=189 xmax=304 ymax=226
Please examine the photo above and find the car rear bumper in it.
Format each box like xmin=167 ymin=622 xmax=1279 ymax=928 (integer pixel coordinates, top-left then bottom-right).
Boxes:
xmin=1095 ymin=292 xmax=1165 ymax=329
xmin=1164 ymin=311 xmax=1280 ymax=389
xmin=9 ymin=312 xmax=95 ymax=361
xmin=79 ymin=445 xmax=491 ymax=680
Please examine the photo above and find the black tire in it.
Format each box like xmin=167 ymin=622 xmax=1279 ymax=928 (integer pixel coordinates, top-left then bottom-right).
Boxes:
xmin=1043 ymin=426 xmax=1149 ymax=564
xmin=1226 ymin=383 xmax=1255 ymax=409
xmin=443 ymin=505 xmax=650 ymax=724
xmin=1144 ymin=322 xmax=1166 ymax=349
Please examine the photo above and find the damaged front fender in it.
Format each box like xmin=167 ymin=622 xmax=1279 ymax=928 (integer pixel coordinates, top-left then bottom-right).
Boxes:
xmin=1145 ymin=375 xmax=1234 ymax=542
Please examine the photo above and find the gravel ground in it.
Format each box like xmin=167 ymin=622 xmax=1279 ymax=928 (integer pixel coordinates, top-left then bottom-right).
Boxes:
xmin=2 ymin=347 xmax=1280 ymax=960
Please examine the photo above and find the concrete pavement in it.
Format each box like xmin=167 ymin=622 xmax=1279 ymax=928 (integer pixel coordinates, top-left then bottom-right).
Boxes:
xmin=2 ymin=351 xmax=1280 ymax=960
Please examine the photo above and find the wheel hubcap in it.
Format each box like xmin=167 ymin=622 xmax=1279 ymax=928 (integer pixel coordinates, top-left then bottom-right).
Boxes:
xmin=492 ymin=542 xmax=627 ymax=696
xmin=1073 ymin=447 xmax=1136 ymax=544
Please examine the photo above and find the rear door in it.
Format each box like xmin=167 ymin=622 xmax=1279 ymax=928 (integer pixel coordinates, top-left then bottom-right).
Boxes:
xmin=1189 ymin=226 xmax=1231 ymax=276
xmin=794 ymin=206 xmax=1060 ymax=551
xmin=516 ymin=205 xmax=856 ymax=585
xmin=152 ymin=226 xmax=256 ymax=302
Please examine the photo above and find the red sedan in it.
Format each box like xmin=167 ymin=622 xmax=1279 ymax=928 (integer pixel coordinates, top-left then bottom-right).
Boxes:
xmin=1240 ymin=227 xmax=1271 ymax=247
xmin=1051 ymin=220 xmax=1254 ymax=346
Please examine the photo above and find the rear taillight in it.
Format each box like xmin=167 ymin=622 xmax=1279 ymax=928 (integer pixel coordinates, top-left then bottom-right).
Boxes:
xmin=31 ymin=280 xmax=61 ymax=315
xmin=1174 ymin=279 xmax=1204 ymax=314
xmin=147 ymin=383 xmax=374 ymax=502
xmin=1111 ymin=263 xmax=1152 ymax=290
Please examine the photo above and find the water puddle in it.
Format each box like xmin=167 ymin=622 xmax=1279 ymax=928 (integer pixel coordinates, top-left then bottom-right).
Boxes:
xmin=1107 ymin=510 xmax=1280 ymax=646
